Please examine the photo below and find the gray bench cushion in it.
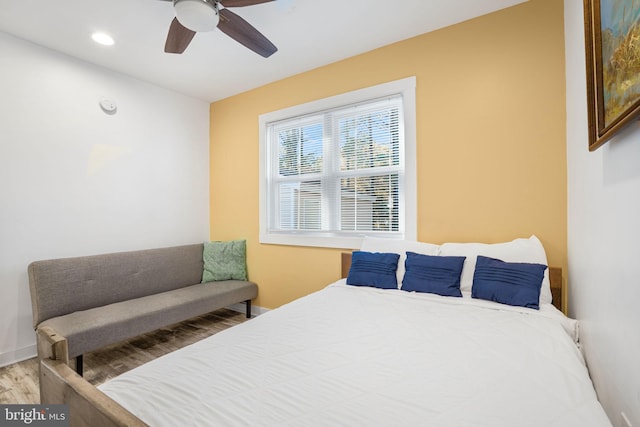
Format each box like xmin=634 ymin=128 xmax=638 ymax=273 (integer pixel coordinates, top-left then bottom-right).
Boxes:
xmin=38 ymin=280 xmax=258 ymax=358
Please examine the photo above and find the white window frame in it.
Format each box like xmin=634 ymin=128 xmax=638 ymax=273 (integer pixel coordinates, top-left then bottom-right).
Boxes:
xmin=259 ymin=77 xmax=417 ymax=249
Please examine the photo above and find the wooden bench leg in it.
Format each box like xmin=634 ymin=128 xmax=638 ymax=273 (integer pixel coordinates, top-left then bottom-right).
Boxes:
xmin=245 ymin=300 xmax=252 ymax=318
xmin=75 ymin=354 xmax=83 ymax=376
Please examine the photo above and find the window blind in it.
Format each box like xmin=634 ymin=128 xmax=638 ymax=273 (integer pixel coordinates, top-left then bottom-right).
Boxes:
xmin=266 ymin=95 xmax=404 ymax=238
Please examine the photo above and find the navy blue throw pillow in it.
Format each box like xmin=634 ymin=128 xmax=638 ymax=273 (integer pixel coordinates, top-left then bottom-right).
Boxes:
xmin=472 ymin=256 xmax=547 ymax=309
xmin=347 ymin=251 xmax=400 ymax=289
xmin=401 ymin=252 xmax=465 ymax=297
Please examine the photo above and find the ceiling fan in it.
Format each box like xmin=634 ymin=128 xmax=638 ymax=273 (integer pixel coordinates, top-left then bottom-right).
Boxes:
xmin=160 ymin=0 xmax=277 ymax=57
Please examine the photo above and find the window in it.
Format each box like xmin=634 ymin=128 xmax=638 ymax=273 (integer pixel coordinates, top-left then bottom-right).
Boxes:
xmin=259 ymin=77 xmax=416 ymax=249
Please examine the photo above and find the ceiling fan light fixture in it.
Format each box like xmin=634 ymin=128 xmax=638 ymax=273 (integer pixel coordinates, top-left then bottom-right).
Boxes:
xmin=174 ymin=0 xmax=219 ymax=32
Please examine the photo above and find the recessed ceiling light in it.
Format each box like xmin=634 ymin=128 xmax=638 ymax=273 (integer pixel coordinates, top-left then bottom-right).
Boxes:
xmin=91 ymin=32 xmax=114 ymax=46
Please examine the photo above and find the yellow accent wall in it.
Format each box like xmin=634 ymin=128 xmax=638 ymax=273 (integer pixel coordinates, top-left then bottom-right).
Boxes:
xmin=210 ymin=0 xmax=566 ymax=310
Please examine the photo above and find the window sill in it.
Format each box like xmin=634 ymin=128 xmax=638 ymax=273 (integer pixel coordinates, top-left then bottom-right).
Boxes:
xmin=259 ymin=232 xmax=409 ymax=249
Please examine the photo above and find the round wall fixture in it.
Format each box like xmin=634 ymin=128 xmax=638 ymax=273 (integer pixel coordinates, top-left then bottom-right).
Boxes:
xmin=99 ymin=97 xmax=117 ymax=114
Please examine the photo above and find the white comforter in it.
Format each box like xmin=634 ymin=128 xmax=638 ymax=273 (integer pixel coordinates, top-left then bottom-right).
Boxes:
xmin=99 ymin=281 xmax=611 ymax=427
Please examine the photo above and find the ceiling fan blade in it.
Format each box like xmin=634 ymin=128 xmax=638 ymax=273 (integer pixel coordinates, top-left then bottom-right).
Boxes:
xmin=165 ymin=17 xmax=197 ymax=54
xmin=219 ymin=0 xmax=274 ymax=7
xmin=217 ymin=8 xmax=277 ymax=58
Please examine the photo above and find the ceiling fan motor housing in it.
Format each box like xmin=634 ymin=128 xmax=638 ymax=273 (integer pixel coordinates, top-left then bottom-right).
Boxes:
xmin=165 ymin=0 xmax=277 ymax=57
xmin=174 ymin=0 xmax=219 ymax=32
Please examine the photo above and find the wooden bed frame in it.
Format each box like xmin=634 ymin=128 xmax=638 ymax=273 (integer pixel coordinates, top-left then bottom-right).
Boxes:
xmin=38 ymin=251 xmax=565 ymax=426
xmin=37 ymin=326 xmax=147 ymax=427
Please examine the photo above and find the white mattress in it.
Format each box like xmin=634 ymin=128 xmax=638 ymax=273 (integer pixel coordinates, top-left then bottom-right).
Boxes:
xmin=99 ymin=280 xmax=611 ymax=427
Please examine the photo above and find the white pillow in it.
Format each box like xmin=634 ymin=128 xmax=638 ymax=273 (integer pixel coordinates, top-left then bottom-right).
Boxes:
xmin=360 ymin=237 xmax=440 ymax=287
xmin=438 ymin=235 xmax=552 ymax=305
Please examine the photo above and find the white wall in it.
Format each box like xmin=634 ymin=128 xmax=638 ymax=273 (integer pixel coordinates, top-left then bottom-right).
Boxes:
xmin=564 ymin=2 xmax=640 ymax=426
xmin=0 ymin=32 xmax=210 ymax=367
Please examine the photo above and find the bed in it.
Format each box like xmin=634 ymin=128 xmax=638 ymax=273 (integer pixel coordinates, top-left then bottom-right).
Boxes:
xmin=39 ymin=236 xmax=612 ymax=427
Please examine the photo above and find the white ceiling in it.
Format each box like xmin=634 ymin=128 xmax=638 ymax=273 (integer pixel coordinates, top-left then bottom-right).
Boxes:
xmin=0 ymin=0 xmax=527 ymax=102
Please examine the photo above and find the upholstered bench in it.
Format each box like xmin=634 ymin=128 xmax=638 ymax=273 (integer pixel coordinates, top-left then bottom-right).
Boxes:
xmin=28 ymin=243 xmax=257 ymax=375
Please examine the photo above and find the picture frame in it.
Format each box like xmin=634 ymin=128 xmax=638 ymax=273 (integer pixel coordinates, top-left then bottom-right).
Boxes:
xmin=584 ymin=0 xmax=640 ymax=151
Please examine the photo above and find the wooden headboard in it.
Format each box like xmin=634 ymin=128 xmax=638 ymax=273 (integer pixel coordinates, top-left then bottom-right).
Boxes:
xmin=341 ymin=252 xmax=564 ymax=313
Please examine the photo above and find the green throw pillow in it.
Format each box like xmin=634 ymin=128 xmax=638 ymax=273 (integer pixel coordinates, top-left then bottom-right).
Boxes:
xmin=202 ymin=240 xmax=248 ymax=282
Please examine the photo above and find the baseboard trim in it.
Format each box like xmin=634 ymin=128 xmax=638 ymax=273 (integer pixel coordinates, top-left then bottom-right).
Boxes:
xmin=227 ymin=302 xmax=269 ymax=317
xmin=0 ymin=344 xmax=37 ymax=368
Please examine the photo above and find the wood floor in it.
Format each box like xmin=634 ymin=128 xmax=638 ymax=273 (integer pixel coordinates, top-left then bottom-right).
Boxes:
xmin=0 ymin=308 xmax=247 ymax=405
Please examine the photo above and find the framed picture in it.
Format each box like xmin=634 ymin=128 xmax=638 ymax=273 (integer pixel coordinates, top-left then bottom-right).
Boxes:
xmin=584 ymin=0 xmax=640 ymax=151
